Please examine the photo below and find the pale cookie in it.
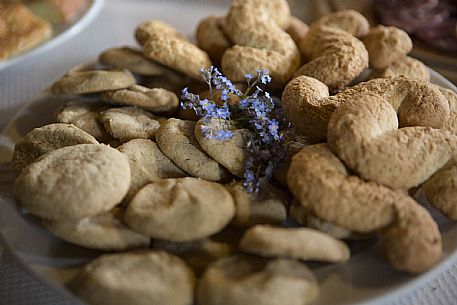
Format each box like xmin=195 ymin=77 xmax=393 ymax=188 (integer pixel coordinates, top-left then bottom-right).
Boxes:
xmin=56 ymin=101 xmax=112 ymax=142
xmin=195 ymin=117 xmax=252 ymax=177
xmin=99 ymin=47 xmax=169 ymax=76
xmin=362 ymin=25 xmax=413 ymax=70
xmin=198 ymin=255 xmax=319 ymax=305
xmin=143 ymin=33 xmax=212 ymax=80
xmin=101 ymin=85 xmax=179 ymax=113
xmin=226 ymin=182 xmax=287 ymax=227
xmin=43 ymin=207 xmax=150 ymax=251
xmin=15 ymin=144 xmax=130 ymax=221
xmin=240 ymin=225 xmax=350 ymax=263
xmin=117 ymin=139 xmax=187 ymax=203
xmin=12 ymin=123 xmax=98 ymax=172
xmin=153 ymin=238 xmax=233 ymax=274
xmin=99 ymin=107 xmax=162 ymax=142
xmin=135 ymin=20 xmax=186 ymax=45
xmin=156 ymin=118 xmax=231 ymax=182
xmin=289 ymin=203 xmax=369 ymax=241
xmin=196 ymin=16 xmax=232 ymax=63
xmin=70 ymin=251 xmax=195 ymax=305
xmin=51 ymin=65 xmax=136 ymax=95
xmin=124 ymin=178 xmax=235 ymax=242
xmin=370 ymin=56 xmax=430 ymax=82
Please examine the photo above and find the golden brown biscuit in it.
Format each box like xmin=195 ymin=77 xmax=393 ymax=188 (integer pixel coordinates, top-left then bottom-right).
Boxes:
xmin=221 ymin=0 xmax=300 ymax=88
xmin=422 ymin=157 xmax=457 ymax=220
xmin=287 ymin=144 xmax=396 ymax=233
xmin=370 ymin=56 xmax=430 ymax=81
xmin=135 ymin=20 xmax=186 ymax=45
xmin=282 ymin=75 xmax=449 ymax=143
xmin=310 ymin=9 xmax=370 ymax=38
xmin=196 ymin=16 xmax=232 ymax=63
xmin=143 ymin=34 xmax=211 ymax=80
xmin=380 ymin=198 xmax=442 ymax=273
xmin=363 ymin=25 xmax=413 ymax=70
xmin=285 ymin=16 xmax=309 ymax=46
xmin=327 ymin=93 xmax=456 ymax=189
xmin=296 ymin=26 xmax=369 ymax=92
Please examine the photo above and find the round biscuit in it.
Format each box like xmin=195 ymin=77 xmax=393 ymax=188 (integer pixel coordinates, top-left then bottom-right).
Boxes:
xmin=15 ymin=144 xmax=131 ymax=221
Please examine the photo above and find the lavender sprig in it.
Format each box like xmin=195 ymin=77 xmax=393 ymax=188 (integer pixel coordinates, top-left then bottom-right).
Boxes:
xmin=180 ymin=67 xmax=288 ymax=193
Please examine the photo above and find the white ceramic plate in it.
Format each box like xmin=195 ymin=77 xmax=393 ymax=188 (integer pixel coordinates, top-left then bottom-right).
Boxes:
xmin=0 ymin=70 xmax=456 ymax=305
xmin=0 ymin=0 xmax=104 ymax=71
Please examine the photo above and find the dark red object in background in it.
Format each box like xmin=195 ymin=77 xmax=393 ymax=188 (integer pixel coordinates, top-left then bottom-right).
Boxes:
xmin=375 ymin=0 xmax=457 ymax=51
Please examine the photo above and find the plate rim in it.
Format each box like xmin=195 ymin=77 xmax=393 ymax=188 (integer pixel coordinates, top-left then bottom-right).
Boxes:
xmin=0 ymin=69 xmax=456 ymax=305
xmin=0 ymin=0 xmax=105 ymax=71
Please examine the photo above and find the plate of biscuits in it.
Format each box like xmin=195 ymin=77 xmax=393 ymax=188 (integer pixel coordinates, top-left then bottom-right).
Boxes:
xmin=1 ymin=1 xmax=457 ymax=305
xmin=0 ymin=0 xmax=104 ymax=70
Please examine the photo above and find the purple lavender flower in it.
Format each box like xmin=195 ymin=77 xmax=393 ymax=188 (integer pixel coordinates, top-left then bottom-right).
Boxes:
xmin=180 ymin=66 xmax=288 ymax=194
xmin=239 ymin=98 xmax=250 ymax=109
xmin=214 ymin=130 xmax=234 ymax=141
xmin=200 ymin=124 xmax=214 ymax=138
xmin=257 ymin=69 xmax=272 ymax=84
xmin=268 ymin=119 xmax=280 ymax=140
xmin=215 ymin=106 xmax=231 ymax=120
xmin=220 ymin=89 xmax=229 ymax=102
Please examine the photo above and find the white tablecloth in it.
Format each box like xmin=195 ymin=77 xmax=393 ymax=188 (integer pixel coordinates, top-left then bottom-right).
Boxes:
xmin=1 ymin=1 xmax=457 ymax=304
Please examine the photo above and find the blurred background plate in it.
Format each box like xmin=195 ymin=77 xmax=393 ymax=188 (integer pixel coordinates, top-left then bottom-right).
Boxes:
xmin=0 ymin=0 xmax=104 ymax=71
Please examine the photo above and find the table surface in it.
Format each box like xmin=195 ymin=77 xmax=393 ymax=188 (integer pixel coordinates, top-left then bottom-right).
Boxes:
xmin=1 ymin=1 xmax=457 ymax=304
